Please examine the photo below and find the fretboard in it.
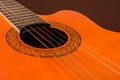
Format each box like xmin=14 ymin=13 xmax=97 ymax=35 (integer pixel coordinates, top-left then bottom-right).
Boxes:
xmin=0 ymin=0 xmax=49 ymax=30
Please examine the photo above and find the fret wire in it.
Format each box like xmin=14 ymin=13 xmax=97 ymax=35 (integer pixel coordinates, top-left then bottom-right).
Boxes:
xmin=9 ymin=16 xmax=40 ymax=23
xmin=11 ymin=18 xmax=41 ymax=26
xmin=3 ymin=11 xmax=40 ymax=22
xmin=7 ymin=16 xmax=39 ymax=23
xmin=2 ymin=0 xmax=35 ymax=13
xmin=5 ymin=6 xmax=29 ymax=10
xmin=3 ymin=2 xmax=30 ymax=9
xmin=5 ymin=5 xmax=30 ymax=10
xmin=5 ymin=13 xmax=35 ymax=18
xmin=9 ymin=10 xmax=35 ymax=16
xmin=2 ymin=3 xmax=36 ymax=17
xmin=3 ymin=6 xmax=32 ymax=12
xmin=2 ymin=1 xmax=20 ymax=5
xmin=11 ymin=17 xmax=40 ymax=24
xmin=12 ymin=12 xmax=37 ymax=17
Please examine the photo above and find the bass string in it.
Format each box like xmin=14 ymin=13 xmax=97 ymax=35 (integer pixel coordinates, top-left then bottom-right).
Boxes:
xmin=36 ymin=26 xmax=61 ymax=46
xmin=0 ymin=3 xmax=84 ymax=80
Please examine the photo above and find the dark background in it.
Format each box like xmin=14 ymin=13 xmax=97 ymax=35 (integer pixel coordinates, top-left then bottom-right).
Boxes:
xmin=16 ymin=0 xmax=120 ymax=32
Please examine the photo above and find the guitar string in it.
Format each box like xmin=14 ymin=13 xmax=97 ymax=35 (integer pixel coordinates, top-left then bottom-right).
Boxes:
xmin=0 ymin=3 xmax=86 ymax=80
xmin=29 ymin=25 xmax=96 ymax=80
xmin=37 ymin=26 xmax=109 ymax=80
xmin=33 ymin=24 xmax=117 ymax=79
xmin=41 ymin=24 xmax=115 ymax=79
xmin=42 ymin=26 xmax=118 ymax=79
xmin=26 ymin=26 xmax=86 ymax=80
xmin=39 ymin=26 xmax=107 ymax=79
xmin=33 ymin=24 xmax=101 ymax=80
xmin=32 ymin=26 xmax=76 ymax=80
xmin=50 ymin=24 xmax=120 ymax=76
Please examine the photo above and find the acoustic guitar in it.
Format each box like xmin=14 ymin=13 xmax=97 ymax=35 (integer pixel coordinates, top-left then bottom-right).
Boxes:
xmin=0 ymin=0 xmax=120 ymax=80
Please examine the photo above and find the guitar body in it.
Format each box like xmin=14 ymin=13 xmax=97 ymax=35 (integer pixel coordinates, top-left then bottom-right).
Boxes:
xmin=0 ymin=10 xmax=120 ymax=80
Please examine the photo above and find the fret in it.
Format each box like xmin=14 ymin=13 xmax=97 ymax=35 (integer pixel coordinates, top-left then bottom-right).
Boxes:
xmin=6 ymin=8 xmax=35 ymax=16
xmin=1 ymin=6 xmax=30 ymax=20
xmin=3 ymin=10 xmax=40 ymax=22
xmin=16 ymin=20 xmax=44 ymax=30
xmin=0 ymin=0 xmax=17 ymax=4
xmin=3 ymin=6 xmax=32 ymax=14
xmin=0 ymin=0 xmax=50 ymax=30
xmin=12 ymin=17 xmax=41 ymax=24
xmin=5 ymin=4 xmax=29 ymax=10
xmin=11 ymin=17 xmax=40 ymax=24
xmin=2 ymin=1 xmax=32 ymax=11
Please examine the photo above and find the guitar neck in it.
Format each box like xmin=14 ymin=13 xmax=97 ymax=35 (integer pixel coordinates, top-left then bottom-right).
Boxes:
xmin=0 ymin=0 xmax=49 ymax=30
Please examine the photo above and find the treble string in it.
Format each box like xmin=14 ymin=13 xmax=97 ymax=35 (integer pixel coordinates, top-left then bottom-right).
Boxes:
xmin=0 ymin=2 xmax=86 ymax=80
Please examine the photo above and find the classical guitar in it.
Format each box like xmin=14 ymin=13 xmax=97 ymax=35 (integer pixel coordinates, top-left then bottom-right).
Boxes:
xmin=0 ymin=0 xmax=120 ymax=80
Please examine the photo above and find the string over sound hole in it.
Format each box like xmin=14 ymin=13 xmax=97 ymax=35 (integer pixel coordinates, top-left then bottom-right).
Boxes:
xmin=20 ymin=24 xmax=68 ymax=48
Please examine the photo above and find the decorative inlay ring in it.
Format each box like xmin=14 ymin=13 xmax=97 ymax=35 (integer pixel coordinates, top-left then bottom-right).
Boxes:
xmin=6 ymin=22 xmax=81 ymax=58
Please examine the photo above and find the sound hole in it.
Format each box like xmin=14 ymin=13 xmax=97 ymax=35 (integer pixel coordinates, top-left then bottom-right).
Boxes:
xmin=20 ymin=24 xmax=68 ymax=48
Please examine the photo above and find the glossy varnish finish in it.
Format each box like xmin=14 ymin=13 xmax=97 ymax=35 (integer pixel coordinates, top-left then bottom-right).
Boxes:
xmin=0 ymin=10 xmax=120 ymax=80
